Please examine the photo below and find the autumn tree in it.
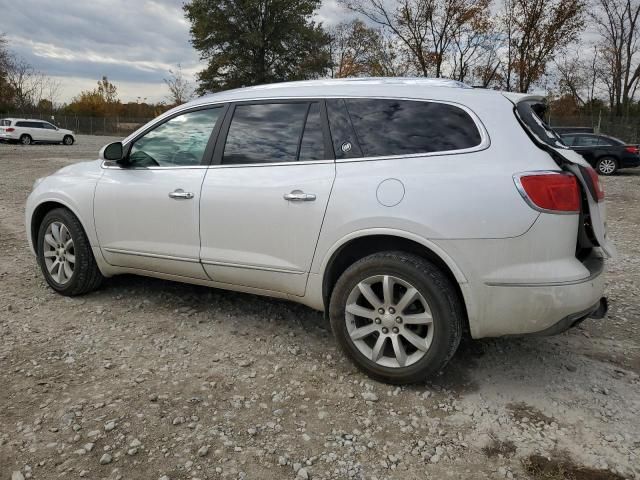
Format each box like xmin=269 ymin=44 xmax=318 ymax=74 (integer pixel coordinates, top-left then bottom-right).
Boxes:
xmin=0 ymin=34 xmax=14 ymax=111
xmin=164 ymin=64 xmax=193 ymax=106
xmin=501 ymin=0 xmax=586 ymax=93
xmin=343 ymin=0 xmax=493 ymax=78
xmin=184 ymin=0 xmax=331 ymax=92
xmin=592 ymin=0 xmax=640 ymax=116
xmin=67 ymin=76 xmax=120 ymax=117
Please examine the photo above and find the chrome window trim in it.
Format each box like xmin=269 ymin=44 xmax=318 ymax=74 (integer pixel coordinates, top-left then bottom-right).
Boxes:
xmin=104 ymin=95 xmax=489 ymax=170
xmin=201 ymin=259 xmax=305 ymax=275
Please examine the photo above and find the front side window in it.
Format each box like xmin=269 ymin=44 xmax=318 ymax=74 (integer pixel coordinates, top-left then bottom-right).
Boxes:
xmin=222 ymin=103 xmax=311 ymax=165
xmin=344 ymin=99 xmax=482 ymax=157
xmin=129 ymin=108 xmax=222 ymax=167
xmin=42 ymin=122 xmax=56 ymax=130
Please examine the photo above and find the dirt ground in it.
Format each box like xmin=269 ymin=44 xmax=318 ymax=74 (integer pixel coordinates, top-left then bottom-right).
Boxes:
xmin=1 ymin=136 xmax=639 ymax=480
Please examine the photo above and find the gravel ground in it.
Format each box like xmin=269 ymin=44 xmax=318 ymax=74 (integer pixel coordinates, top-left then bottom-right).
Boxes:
xmin=1 ymin=136 xmax=639 ymax=480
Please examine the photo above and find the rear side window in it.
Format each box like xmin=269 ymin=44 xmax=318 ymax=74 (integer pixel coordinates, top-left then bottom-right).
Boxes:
xmin=223 ymin=102 xmax=324 ymax=165
xmin=344 ymin=99 xmax=482 ymax=157
xmin=16 ymin=121 xmax=35 ymax=128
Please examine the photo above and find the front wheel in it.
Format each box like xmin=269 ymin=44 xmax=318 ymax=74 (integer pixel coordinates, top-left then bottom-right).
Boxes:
xmin=596 ymin=157 xmax=618 ymax=175
xmin=329 ymin=252 xmax=463 ymax=384
xmin=63 ymin=135 xmax=74 ymax=145
xmin=37 ymin=208 xmax=103 ymax=296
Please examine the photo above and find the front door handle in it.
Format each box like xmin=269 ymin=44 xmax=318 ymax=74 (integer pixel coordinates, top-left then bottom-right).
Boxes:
xmin=283 ymin=190 xmax=316 ymax=202
xmin=168 ymin=189 xmax=194 ymax=200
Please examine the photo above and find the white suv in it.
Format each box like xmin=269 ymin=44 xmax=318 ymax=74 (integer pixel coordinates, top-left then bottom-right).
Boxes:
xmin=25 ymin=78 xmax=614 ymax=383
xmin=1 ymin=118 xmax=75 ymax=145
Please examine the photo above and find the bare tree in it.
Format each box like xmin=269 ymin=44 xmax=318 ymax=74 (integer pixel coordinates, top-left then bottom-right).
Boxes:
xmin=164 ymin=65 xmax=193 ymax=106
xmin=5 ymin=56 xmax=42 ymax=111
xmin=500 ymin=0 xmax=585 ymax=93
xmin=592 ymin=0 xmax=640 ymax=116
xmin=342 ymin=0 xmax=490 ymax=78
xmin=449 ymin=0 xmax=496 ymax=83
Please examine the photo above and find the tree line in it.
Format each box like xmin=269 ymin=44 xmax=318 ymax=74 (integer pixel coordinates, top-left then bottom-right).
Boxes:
xmin=2 ymin=0 xmax=640 ymax=119
xmin=185 ymin=0 xmax=640 ymax=119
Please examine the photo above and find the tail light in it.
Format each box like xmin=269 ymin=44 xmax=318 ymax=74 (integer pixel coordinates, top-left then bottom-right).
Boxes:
xmin=625 ymin=145 xmax=639 ymax=154
xmin=6 ymin=127 xmax=14 ymax=132
xmin=514 ymin=172 xmax=581 ymax=213
xmin=585 ymin=166 xmax=605 ymax=201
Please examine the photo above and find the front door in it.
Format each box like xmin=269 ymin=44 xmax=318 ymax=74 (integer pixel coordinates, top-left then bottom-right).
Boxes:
xmin=199 ymin=101 xmax=335 ymax=296
xmin=94 ymin=106 xmax=225 ymax=279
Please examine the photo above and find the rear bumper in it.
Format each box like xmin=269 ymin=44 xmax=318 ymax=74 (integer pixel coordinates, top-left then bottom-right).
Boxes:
xmin=470 ymin=252 xmax=606 ymax=338
xmin=620 ymin=156 xmax=640 ymax=168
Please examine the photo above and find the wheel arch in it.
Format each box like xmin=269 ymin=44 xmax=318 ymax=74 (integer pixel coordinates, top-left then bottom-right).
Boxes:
xmin=30 ymin=200 xmax=88 ymax=252
xmin=320 ymin=231 xmax=470 ymax=331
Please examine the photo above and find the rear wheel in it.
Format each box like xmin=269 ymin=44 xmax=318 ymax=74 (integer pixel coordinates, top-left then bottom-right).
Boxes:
xmin=20 ymin=134 xmax=32 ymax=145
xmin=37 ymin=208 xmax=103 ymax=296
xmin=596 ymin=157 xmax=617 ymax=175
xmin=63 ymin=135 xmax=74 ymax=145
xmin=329 ymin=252 xmax=463 ymax=384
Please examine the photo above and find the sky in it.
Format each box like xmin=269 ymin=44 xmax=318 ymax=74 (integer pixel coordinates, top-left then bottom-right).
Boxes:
xmin=0 ymin=0 xmax=349 ymax=105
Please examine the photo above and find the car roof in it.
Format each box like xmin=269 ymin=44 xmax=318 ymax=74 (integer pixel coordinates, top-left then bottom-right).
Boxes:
xmin=183 ymin=77 xmax=505 ymax=108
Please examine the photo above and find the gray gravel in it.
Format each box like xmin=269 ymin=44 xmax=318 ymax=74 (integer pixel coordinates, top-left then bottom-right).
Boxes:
xmin=1 ymin=136 xmax=639 ymax=479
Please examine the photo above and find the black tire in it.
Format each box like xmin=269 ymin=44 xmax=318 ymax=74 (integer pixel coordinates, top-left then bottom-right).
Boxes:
xmin=37 ymin=208 xmax=103 ymax=296
xmin=329 ymin=252 xmax=464 ymax=384
xmin=595 ymin=157 xmax=618 ymax=176
xmin=63 ymin=135 xmax=74 ymax=145
xmin=20 ymin=134 xmax=32 ymax=145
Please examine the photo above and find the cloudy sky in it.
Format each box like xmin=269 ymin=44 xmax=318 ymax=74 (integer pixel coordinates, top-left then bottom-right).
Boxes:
xmin=1 ymin=0 xmax=349 ymax=104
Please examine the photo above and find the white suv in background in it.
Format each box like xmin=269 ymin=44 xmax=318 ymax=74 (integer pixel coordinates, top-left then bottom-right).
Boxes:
xmin=25 ymin=78 xmax=614 ymax=383
xmin=0 ymin=118 xmax=75 ymax=145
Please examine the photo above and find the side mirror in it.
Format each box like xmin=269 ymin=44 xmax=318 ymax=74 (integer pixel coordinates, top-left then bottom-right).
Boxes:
xmin=99 ymin=141 xmax=124 ymax=162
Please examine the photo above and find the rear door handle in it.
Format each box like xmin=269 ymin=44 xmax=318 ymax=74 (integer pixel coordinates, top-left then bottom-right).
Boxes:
xmin=283 ymin=190 xmax=316 ymax=202
xmin=168 ymin=189 xmax=194 ymax=200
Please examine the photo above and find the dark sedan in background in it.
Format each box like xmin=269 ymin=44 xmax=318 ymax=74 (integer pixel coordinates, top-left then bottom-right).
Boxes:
xmin=560 ymin=132 xmax=640 ymax=175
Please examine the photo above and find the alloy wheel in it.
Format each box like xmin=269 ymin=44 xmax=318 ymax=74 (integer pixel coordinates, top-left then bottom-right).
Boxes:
xmin=43 ymin=221 xmax=75 ymax=285
xmin=345 ymin=275 xmax=434 ymax=368
xmin=598 ymin=158 xmax=616 ymax=175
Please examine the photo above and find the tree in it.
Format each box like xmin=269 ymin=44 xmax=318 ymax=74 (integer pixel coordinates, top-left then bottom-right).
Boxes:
xmin=592 ymin=0 xmax=640 ymax=116
xmin=67 ymin=76 xmax=120 ymax=117
xmin=343 ymin=0 xmax=492 ymax=78
xmin=501 ymin=0 xmax=586 ymax=93
xmin=164 ymin=64 xmax=193 ymax=106
xmin=0 ymin=34 xmax=14 ymax=111
xmin=183 ymin=0 xmax=331 ymax=92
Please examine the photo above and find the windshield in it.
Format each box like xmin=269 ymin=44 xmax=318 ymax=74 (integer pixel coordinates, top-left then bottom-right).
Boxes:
xmin=515 ymin=101 xmax=569 ymax=149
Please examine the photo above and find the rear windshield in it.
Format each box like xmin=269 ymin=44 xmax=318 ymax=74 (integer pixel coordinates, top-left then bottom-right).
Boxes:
xmin=515 ymin=101 xmax=569 ymax=149
xmin=0 ymin=119 xmax=10 ymax=126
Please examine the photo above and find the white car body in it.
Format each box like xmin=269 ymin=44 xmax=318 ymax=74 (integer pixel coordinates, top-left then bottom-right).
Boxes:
xmin=1 ymin=118 xmax=75 ymax=144
xmin=26 ymin=78 xmax=612 ymax=342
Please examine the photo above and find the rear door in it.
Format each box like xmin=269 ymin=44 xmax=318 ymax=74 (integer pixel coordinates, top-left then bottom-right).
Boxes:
xmin=199 ymin=100 xmax=335 ymax=296
xmin=511 ymin=96 xmax=616 ymax=257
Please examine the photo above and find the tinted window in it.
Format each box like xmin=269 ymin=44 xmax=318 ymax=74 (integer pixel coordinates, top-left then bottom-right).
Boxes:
xmin=326 ymin=99 xmax=362 ymax=159
xmin=223 ymin=103 xmax=308 ymax=164
xmin=574 ymin=135 xmax=607 ymax=147
xmin=344 ymin=99 xmax=482 ymax=157
xmin=516 ymin=101 xmax=567 ymax=149
xmin=129 ymin=108 xmax=222 ymax=167
xmin=299 ymin=102 xmax=325 ymax=161
xmin=16 ymin=121 xmax=39 ymax=128
xmin=42 ymin=122 xmax=56 ymax=130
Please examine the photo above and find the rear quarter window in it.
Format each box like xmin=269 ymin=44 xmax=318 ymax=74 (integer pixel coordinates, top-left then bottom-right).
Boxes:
xmin=344 ymin=99 xmax=482 ymax=157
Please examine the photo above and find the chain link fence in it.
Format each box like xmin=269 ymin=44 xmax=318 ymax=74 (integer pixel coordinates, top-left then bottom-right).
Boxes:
xmin=0 ymin=113 xmax=154 ymax=136
xmin=549 ymin=115 xmax=640 ymax=144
